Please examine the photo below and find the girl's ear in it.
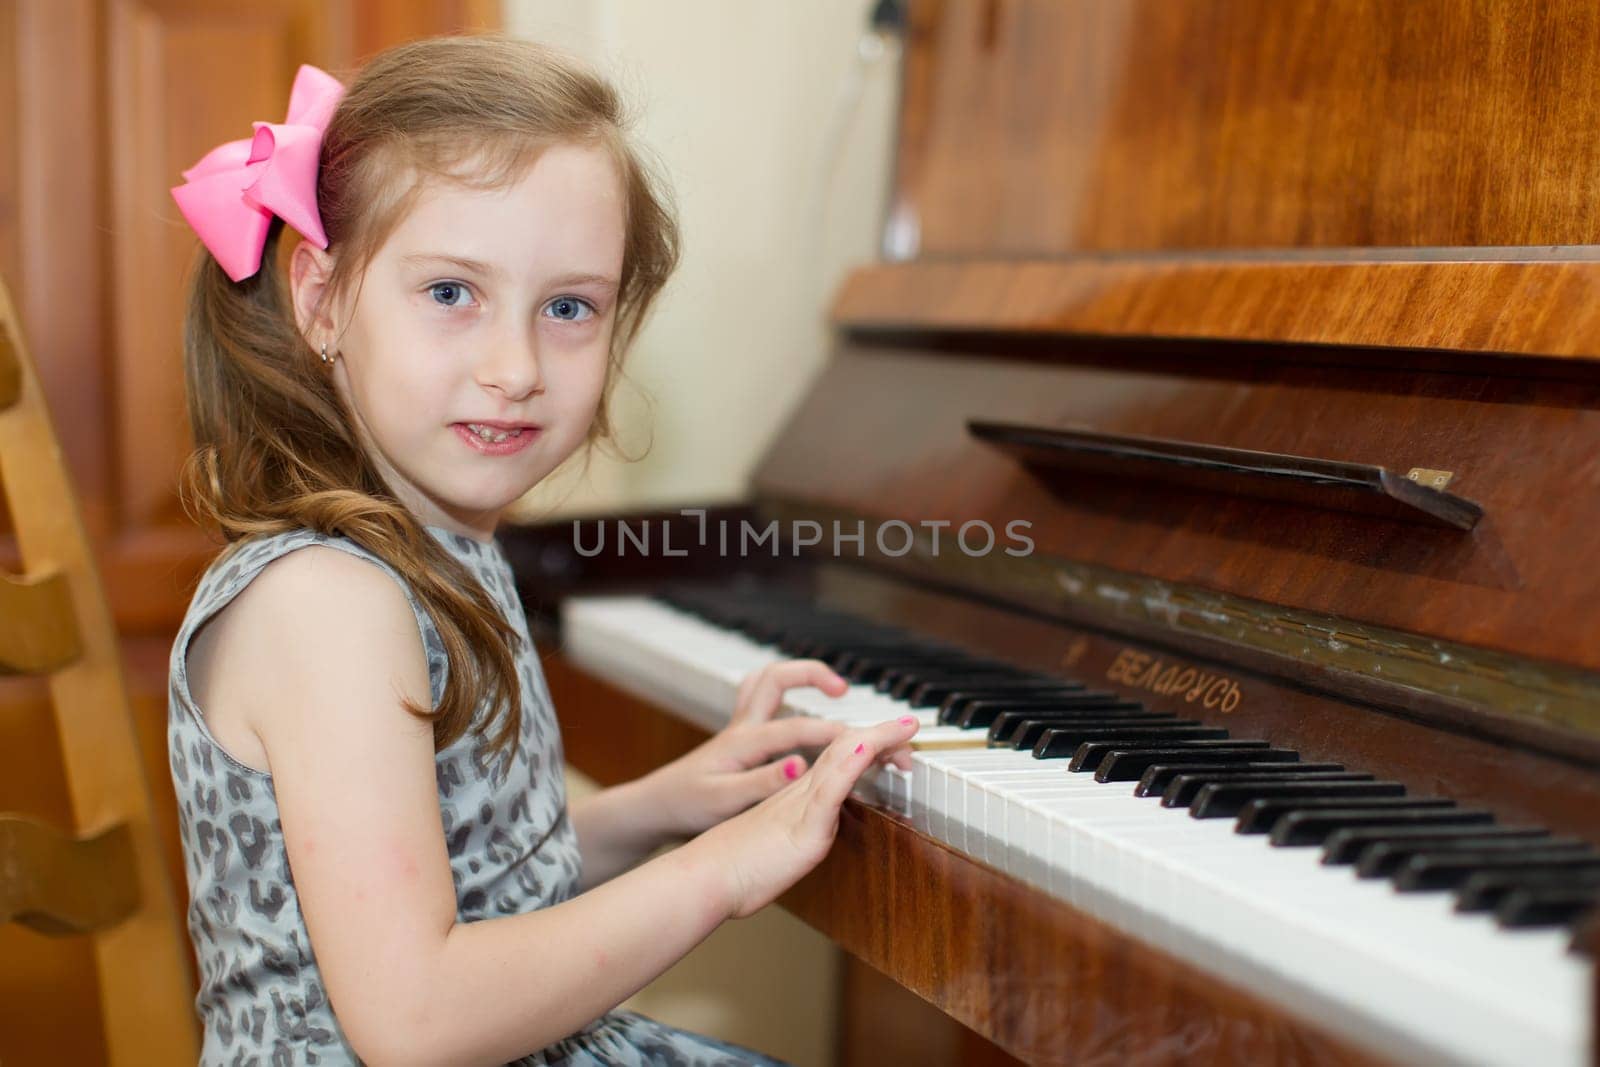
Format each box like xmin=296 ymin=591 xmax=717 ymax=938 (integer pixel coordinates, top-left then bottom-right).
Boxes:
xmin=289 ymin=241 xmax=339 ymax=348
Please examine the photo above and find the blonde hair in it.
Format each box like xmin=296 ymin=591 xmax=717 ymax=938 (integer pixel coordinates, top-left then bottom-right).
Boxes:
xmin=180 ymin=33 xmax=680 ymax=754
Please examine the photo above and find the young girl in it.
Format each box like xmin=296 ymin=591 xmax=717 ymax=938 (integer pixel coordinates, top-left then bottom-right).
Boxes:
xmin=166 ymin=33 xmax=918 ymax=1066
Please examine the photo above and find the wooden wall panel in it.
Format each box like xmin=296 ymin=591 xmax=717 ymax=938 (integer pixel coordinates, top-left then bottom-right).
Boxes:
xmin=0 ymin=3 xmax=19 ymax=293
xmin=0 ymin=4 xmax=500 ymax=1060
xmin=8 ymin=1 xmax=111 ymax=535
xmin=896 ymin=0 xmax=1600 ymax=256
xmin=101 ymin=0 xmax=336 ymax=633
xmin=110 ymin=4 xmax=298 ymax=533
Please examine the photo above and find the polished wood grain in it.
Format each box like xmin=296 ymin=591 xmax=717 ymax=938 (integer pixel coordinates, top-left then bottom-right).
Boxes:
xmin=836 ymin=958 xmax=1026 ymax=1067
xmin=836 ymin=258 xmax=1600 ymax=361
xmin=0 ymin=276 xmax=197 ymax=1062
xmin=754 ymin=342 xmax=1600 ymax=682
xmin=541 ymin=649 xmax=1380 ymax=1066
xmin=894 ymin=0 xmax=1600 ymax=257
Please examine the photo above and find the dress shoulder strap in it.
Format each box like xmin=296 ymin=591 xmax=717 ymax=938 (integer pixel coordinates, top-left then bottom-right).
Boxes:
xmin=169 ymin=529 xmax=451 ymax=755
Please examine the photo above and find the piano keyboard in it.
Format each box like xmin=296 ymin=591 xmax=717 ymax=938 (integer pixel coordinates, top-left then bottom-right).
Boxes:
xmin=561 ymin=585 xmax=1595 ymax=1067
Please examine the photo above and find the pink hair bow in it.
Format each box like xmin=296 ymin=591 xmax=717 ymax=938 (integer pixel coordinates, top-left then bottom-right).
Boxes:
xmin=170 ymin=64 xmax=345 ymax=282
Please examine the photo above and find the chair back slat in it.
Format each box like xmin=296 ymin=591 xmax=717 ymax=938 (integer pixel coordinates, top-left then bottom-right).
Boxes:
xmin=0 ymin=278 xmax=198 ymax=1062
xmin=0 ymin=326 xmax=18 ymax=409
xmin=0 ymin=815 xmax=138 ymax=935
xmin=0 ymin=569 xmax=83 ymax=674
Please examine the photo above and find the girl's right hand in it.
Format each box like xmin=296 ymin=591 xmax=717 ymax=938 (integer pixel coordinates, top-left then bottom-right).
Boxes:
xmin=691 ymin=715 xmax=921 ymax=920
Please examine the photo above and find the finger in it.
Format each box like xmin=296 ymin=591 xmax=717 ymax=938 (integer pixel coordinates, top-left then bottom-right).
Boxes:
xmin=730 ymin=664 xmax=776 ymax=725
xmin=732 ymin=669 xmax=761 ymax=719
xmin=731 ymin=716 xmax=847 ymax=765
xmin=717 ymin=755 xmax=808 ymax=817
xmin=733 ymin=659 xmax=848 ymax=725
xmin=875 ymin=740 xmax=914 ymax=772
xmin=801 ymin=717 xmax=919 ymax=835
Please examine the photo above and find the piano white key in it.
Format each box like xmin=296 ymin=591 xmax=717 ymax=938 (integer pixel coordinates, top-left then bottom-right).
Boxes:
xmin=1026 ymin=790 xmax=1590 ymax=1066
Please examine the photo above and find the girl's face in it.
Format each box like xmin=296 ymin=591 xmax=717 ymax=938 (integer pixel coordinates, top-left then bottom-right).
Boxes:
xmin=293 ymin=141 xmax=626 ymax=541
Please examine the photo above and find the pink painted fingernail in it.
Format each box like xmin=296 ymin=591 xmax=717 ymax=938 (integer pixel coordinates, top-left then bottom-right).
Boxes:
xmin=853 ymin=743 xmax=865 ymax=754
xmin=784 ymin=758 xmax=801 ymax=780
xmin=898 ymin=715 xmax=916 ymax=726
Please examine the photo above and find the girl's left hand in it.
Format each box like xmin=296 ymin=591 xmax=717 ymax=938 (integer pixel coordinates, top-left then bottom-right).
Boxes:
xmin=639 ymin=659 xmax=911 ymax=839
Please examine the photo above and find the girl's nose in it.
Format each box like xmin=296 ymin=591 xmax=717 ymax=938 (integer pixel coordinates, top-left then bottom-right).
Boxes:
xmin=477 ymin=330 xmax=544 ymax=400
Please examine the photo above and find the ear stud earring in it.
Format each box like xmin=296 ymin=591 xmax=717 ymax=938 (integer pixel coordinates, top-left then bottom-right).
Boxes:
xmin=319 ymin=342 xmax=335 ymax=365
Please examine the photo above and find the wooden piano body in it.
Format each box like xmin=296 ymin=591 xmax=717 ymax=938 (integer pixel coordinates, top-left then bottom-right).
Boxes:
xmin=506 ymin=2 xmax=1600 ymax=1063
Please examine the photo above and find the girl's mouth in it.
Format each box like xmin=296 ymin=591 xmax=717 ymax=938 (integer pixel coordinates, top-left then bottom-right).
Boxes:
xmin=452 ymin=422 xmax=539 ymax=455
xmin=465 ymin=422 xmax=524 ymax=443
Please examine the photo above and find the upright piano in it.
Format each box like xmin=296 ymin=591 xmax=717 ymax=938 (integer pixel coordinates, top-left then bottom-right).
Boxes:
xmin=505 ymin=2 xmax=1600 ymax=1063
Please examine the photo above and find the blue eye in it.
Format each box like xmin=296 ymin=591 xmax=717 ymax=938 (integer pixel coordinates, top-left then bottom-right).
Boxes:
xmin=428 ymin=281 xmax=473 ymax=307
xmin=546 ymin=296 xmax=595 ymax=322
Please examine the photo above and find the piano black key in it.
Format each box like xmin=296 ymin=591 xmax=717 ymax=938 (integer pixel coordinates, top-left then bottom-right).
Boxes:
xmin=779 ymin=626 xmax=900 ymax=657
xmin=1069 ymin=738 xmax=1271 ymax=774
xmin=1393 ymin=849 xmax=1600 ymax=893
xmin=1457 ymin=867 xmax=1600 ymax=913
xmin=1160 ymin=771 xmax=1372 ymax=809
xmin=1354 ymin=835 xmax=1591 ymax=879
xmin=987 ymin=709 xmax=1172 ymax=746
xmin=997 ymin=715 xmax=1181 ymax=751
xmin=943 ymin=692 xmax=1125 ymax=727
xmin=884 ymin=667 xmax=1029 ymax=698
xmin=939 ymin=690 xmax=1113 ymax=726
xmin=844 ymin=655 xmax=970 ymax=685
xmin=1322 ymin=823 xmax=1550 ymax=866
xmin=1034 ymin=724 xmax=1228 ymax=760
xmin=906 ymin=678 xmax=1074 ymax=707
xmin=1496 ymin=886 xmax=1600 ymax=929
xmin=1105 ymin=749 xmax=1304 ymax=785
xmin=876 ymin=668 xmax=1011 ymax=694
xmin=836 ymin=644 xmax=971 ymax=663
xmin=827 ymin=644 xmax=954 ymax=672
xmin=1269 ymin=806 xmax=1493 ymax=846
xmin=1190 ymin=779 xmax=1406 ymax=819
xmin=1238 ymin=796 xmax=1455 ymax=837
xmin=1138 ymin=762 xmax=1349 ymax=798
xmin=955 ymin=701 xmax=1149 ymax=730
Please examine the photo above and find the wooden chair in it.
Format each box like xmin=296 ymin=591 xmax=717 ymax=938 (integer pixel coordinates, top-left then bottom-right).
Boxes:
xmin=0 ymin=275 xmax=197 ymax=1061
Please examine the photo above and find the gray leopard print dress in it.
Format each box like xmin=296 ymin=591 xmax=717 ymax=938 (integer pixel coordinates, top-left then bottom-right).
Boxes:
xmin=168 ymin=524 xmax=786 ymax=1066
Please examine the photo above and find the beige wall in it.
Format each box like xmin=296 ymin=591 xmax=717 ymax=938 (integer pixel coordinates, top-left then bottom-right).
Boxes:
xmin=502 ymin=3 xmax=900 ymax=1065
xmin=506 ymin=0 xmax=899 ymax=520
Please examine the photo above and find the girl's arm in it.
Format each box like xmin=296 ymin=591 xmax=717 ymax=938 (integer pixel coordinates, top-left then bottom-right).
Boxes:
xmin=566 ymin=777 xmax=676 ymax=886
xmin=232 ymin=546 xmax=908 ymax=1066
